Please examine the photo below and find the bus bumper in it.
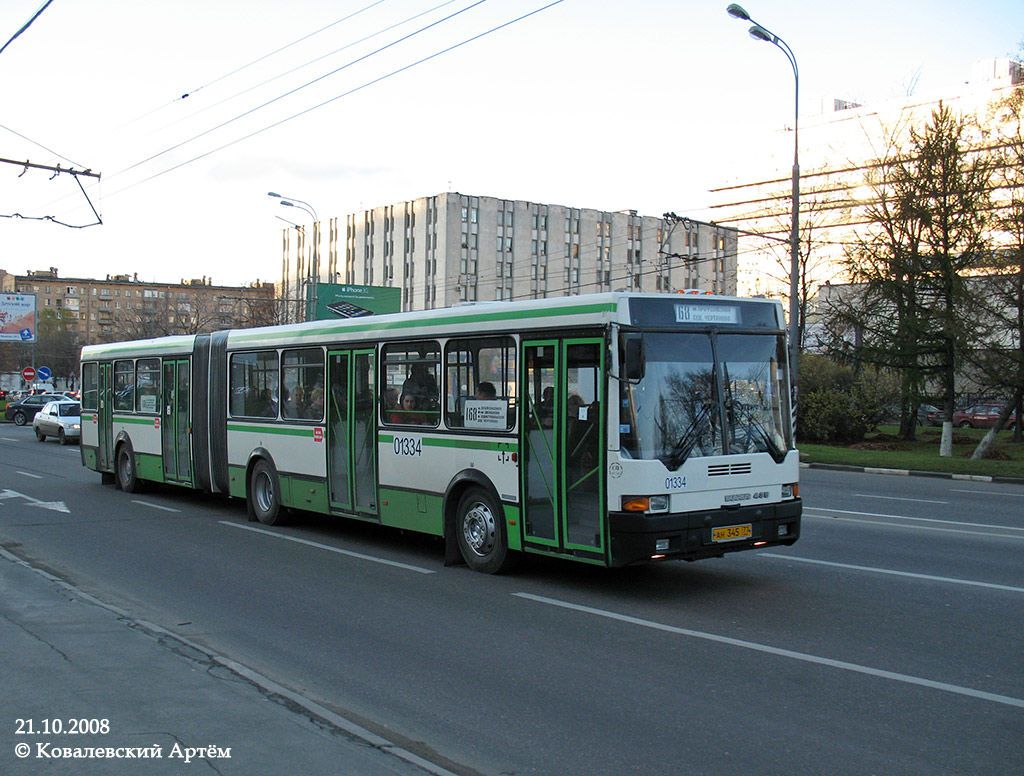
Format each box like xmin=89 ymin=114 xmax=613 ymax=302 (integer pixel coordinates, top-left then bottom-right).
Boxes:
xmin=608 ymin=499 xmax=802 ymax=567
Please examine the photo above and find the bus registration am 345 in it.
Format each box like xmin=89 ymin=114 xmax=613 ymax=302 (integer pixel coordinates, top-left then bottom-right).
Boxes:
xmin=79 ymin=292 xmax=800 ymax=574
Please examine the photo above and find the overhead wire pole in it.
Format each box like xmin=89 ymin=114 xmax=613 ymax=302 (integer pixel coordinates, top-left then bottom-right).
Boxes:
xmin=726 ymin=3 xmax=800 ymax=425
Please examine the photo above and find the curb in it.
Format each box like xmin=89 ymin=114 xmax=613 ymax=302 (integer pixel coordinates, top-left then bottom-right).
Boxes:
xmin=801 ymin=461 xmax=1024 ymax=486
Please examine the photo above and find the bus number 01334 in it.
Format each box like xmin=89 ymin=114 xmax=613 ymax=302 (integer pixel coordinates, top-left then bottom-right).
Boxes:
xmin=393 ymin=437 xmax=423 ymax=457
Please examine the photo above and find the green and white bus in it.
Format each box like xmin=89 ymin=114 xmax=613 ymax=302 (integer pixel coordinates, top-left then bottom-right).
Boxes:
xmin=80 ymin=292 xmax=801 ymax=573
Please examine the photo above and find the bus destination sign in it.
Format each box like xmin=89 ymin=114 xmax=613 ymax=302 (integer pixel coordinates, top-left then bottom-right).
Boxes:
xmin=674 ymin=304 xmax=739 ymax=325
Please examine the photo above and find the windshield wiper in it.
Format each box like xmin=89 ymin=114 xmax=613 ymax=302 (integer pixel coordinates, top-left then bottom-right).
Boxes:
xmin=730 ymin=401 xmax=787 ymax=463
xmin=658 ymin=402 xmax=714 ymax=471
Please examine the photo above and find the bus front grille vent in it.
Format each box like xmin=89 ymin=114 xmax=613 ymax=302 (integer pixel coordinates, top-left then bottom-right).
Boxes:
xmin=708 ymin=463 xmax=752 ymax=477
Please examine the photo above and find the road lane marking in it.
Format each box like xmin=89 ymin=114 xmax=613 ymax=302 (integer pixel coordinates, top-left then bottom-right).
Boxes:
xmin=950 ymin=488 xmax=1024 ymax=499
xmin=759 ymin=553 xmax=1024 ymax=594
xmin=804 ymin=513 xmax=1024 ymax=540
xmin=219 ymin=521 xmax=435 ymax=574
xmin=514 ymin=592 xmax=1024 ymax=710
xmin=16 ymin=471 xmax=42 ymax=479
xmin=805 ymin=507 xmax=1024 ymax=533
xmin=852 ymin=494 xmax=948 ymax=505
xmin=131 ymin=500 xmax=182 ymax=513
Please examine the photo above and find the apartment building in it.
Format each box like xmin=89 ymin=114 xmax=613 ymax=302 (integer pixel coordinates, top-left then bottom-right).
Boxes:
xmin=709 ymin=58 xmax=1024 ymax=302
xmin=1 ymin=267 xmax=277 ymax=343
xmin=281 ymin=192 xmax=739 ymax=315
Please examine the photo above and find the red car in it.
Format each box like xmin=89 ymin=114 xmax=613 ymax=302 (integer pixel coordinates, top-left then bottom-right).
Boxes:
xmin=953 ymin=404 xmax=1018 ymax=429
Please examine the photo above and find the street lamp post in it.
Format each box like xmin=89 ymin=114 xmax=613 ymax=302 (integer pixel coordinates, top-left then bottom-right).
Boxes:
xmin=269 ymin=192 xmax=320 ymax=322
xmin=725 ymin=4 xmax=800 ymax=403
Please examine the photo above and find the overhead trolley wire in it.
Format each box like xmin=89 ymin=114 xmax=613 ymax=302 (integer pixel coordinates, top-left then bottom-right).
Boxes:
xmin=117 ymin=0 xmax=390 ymax=129
xmin=110 ymin=0 xmax=565 ymax=197
xmin=0 ymin=0 xmax=54 ymax=58
xmin=117 ymin=0 xmax=494 ymax=179
xmin=156 ymin=0 xmax=459 ymax=134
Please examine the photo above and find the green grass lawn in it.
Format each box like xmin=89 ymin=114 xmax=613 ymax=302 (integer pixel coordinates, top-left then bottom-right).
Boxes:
xmin=799 ymin=425 xmax=1024 ymax=480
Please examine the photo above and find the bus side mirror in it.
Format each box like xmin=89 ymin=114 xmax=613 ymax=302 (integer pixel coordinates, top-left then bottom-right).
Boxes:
xmin=624 ymin=336 xmax=645 ymax=381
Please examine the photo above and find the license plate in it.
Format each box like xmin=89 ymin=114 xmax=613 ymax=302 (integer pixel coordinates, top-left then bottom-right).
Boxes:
xmin=712 ymin=523 xmax=752 ymax=543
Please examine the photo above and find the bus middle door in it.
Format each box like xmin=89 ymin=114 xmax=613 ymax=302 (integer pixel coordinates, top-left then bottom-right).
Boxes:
xmin=327 ymin=349 xmax=378 ymax=518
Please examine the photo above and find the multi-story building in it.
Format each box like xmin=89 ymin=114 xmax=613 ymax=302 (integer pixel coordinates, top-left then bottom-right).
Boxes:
xmin=1 ymin=267 xmax=277 ymax=343
xmin=281 ymin=192 xmax=739 ymax=315
xmin=708 ymin=57 xmax=1024 ymax=303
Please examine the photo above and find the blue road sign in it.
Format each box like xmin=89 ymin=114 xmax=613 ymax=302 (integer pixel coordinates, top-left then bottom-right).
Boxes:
xmin=36 ymin=366 xmax=52 ymax=381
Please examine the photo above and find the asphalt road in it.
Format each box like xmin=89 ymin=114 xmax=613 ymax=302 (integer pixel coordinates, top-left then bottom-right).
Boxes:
xmin=1 ymin=426 xmax=1022 ymax=776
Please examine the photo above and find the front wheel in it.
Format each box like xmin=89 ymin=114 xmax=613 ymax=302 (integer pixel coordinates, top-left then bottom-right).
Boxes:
xmin=456 ymin=487 xmax=515 ymax=574
xmin=958 ymin=421 xmax=973 ymax=428
xmin=249 ymin=460 xmax=287 ymax=525
xmin=58 ymin=429 xmax=68 ymax=445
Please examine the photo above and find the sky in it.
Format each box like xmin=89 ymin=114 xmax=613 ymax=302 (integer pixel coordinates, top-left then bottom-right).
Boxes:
xmin=1 ymin=0 xmax=1022 ymax=289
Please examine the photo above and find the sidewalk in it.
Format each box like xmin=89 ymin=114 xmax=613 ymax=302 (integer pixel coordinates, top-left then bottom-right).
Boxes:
xmin=0 ymin=548 xmax=455 ymax=776
xmin=801 ymin=461 xmax=1024 ymax=485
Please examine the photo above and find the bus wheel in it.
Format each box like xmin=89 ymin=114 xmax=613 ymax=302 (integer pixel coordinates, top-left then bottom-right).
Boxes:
xmin=456 ymin=487 xmax=514 ymax=574
xmin=116 ymin=443 xmax=145 ymax=493
xmin=250 ymin=460 xmax=287 ymax=526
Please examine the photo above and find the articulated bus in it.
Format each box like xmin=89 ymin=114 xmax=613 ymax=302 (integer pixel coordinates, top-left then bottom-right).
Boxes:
xmin=79 ymin=292 xmax=801 ymax=573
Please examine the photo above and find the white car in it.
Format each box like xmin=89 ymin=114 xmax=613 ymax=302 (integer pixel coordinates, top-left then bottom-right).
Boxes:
xmin=32 ymin=400 xmax=81 ymax=445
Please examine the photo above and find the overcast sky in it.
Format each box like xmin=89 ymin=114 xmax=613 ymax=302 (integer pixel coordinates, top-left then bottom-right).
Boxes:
xmin=1 ymin=0 xmax=1022 ymax=288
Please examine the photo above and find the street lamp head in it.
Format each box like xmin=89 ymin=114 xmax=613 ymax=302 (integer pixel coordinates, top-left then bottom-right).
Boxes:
xmin=726 ymin=3 xmax=751 ymax=21
xmin=748 ymin=24 xmax=773 ymax=43
xmin=279 ymin=200 xmax=296 ymax=208
xmin=267 ymin=191 xmax=282 ymax=199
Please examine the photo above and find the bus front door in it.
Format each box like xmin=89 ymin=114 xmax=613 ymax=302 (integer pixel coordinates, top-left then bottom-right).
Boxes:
xmin=162 ymin=359 xmax=192 ymax=485
xmin=327 ymin=349 xmax=378 ymax=518
xmin=522 ymin=339 xmax=605 ymax=560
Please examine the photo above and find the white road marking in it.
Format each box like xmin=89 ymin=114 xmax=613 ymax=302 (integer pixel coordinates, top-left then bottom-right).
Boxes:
xmin=804 ymin=513 xmax=1024 ymax=540
xmin=16 ymin=471 xmax=43 ymax=479
xmin=950 ymin=488 xmax=1024 ymax=499
xmin=219 ymin=521 xmax=435 ymax=574
xmin=131 ymin=500 xmax=182 ymax=513
xmin=759 ymin=553 xmax=1024 ymax=594
xmin=852 ymin=493 xmax=947 ymax=505
xmin=515 ymin=593 xmax=1024 ymax=710
xmin=805 ymin=507 xmax=1024 ymax=533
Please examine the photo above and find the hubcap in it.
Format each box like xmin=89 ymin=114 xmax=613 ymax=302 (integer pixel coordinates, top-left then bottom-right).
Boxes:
xmin=255 ymin=472 xmax=274 ymax=513
xmin=463 ymin=501 xmax=495 ymax=557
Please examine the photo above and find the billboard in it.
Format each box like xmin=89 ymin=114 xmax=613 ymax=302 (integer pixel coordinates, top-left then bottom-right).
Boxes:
xmin=0 ymin=294 xmax=36 ymax=342
xmin=307 ymin=284 xmax=401 ymax=321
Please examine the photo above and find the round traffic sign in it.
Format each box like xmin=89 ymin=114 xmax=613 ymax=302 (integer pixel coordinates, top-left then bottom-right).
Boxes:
xmin=21 ymin=366 xmax=36 ymax=382
xmin=36 ymin=366 xmax=52 ymax=381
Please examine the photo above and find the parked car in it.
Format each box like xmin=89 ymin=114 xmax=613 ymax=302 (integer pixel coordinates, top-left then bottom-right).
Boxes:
xmin=917 ymin=404 xmax=941 ymax=426
xmin=4 ymin=393 xmax=65 ymax=426
xmin=32 ymin=400 xmax=81 ymax=444
xmin=952 ymin=404 xmax=1018 ymax=429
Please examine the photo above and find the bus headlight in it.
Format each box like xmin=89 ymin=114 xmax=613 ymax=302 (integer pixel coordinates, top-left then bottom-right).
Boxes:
xmin=781 ymin=483 xmax=798 ymax=499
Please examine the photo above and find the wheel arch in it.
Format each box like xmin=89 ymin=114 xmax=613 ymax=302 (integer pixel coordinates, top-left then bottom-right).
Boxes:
xmin=442 ymin=469 xmax=503 ymax=566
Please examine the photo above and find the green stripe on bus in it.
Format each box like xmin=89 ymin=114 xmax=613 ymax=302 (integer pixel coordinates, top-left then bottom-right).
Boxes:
xmin=229 ymin=301 xmax=617 ymax=344
xmin=113 ymin=415 xmax=158 ymax=425
xmin=378 ymin=434 xmax=517 ymax=452
xmin=227 ymin=423 xmax=318 ymax=437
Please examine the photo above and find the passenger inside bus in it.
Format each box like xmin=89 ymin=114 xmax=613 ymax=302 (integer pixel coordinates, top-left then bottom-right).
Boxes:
xmin=391 ymin=390 xmax=429 ymax=424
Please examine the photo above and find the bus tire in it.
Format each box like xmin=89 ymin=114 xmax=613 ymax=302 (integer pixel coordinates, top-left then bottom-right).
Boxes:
xmin=456 ymin=487 xmax=515 ymax=574
xmin=250 ymin=460 xmax=287 ymax=526
xmin=116 ymin=442 xmax=145 ymax=493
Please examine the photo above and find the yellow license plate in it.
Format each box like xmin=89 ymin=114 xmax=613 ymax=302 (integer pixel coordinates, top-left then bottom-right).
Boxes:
xmin=712 ymin=524 xmax=752 ymax=543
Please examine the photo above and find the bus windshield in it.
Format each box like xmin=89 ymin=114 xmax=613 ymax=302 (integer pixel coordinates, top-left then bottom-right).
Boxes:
xmin=619 ymin=332 xmax=790 ymax=468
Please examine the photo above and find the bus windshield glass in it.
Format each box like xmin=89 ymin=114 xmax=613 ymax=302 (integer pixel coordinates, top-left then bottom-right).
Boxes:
xmin=619 ymin=332 xmax=790 ymax=467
